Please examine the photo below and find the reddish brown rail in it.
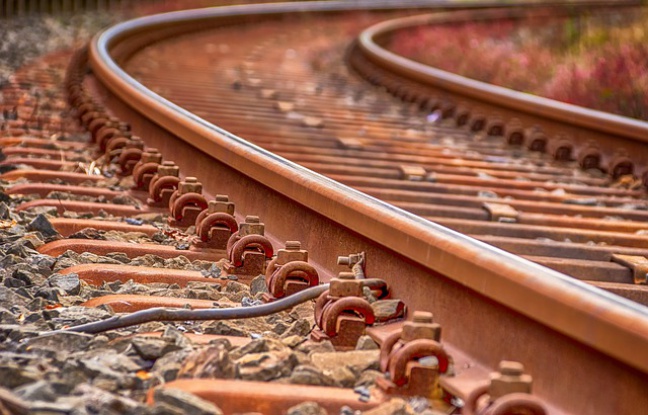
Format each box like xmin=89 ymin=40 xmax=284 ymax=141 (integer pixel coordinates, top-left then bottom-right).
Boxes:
xmin=79 ymin=1 xmax=648 ymax=414
xmin=120 ymin=3 xmax=648 ymax=307
xmin=1 ymin=1 xmax=645 ymax=414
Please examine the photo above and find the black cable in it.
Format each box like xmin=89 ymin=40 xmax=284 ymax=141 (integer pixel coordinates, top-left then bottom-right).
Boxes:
xmin=46 ymin=283 xmax=330 ymax=335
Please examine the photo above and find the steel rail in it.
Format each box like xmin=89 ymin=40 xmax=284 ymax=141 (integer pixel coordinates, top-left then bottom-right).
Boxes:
xmin=356 ymin=5 xmax=648 ymax=174
xmin=88 ymin=1 xmax=648 ymax=412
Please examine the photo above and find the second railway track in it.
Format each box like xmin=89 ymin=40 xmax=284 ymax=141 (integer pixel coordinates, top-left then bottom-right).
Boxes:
xmin=2 ymin=1 xmax=648 ymax=414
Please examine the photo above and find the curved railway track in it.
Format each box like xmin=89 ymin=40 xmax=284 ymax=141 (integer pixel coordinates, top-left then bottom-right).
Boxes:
xmin=2 ymin=1 xmax=648 ymax=414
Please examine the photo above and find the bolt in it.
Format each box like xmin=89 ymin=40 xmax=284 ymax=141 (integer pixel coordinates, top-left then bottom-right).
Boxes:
xmin=285 ymin=241 xmax=301 ymax=251
xmin=275 ymin=241 xmax=307 ymax=265
xmin=489 ymin=360 xmax=532 ymax=401
xmin=498 ymin=361 xmax=524 ymax=376
xmin=207 ymin=195 xmax=235 ymax=215
xmin=140 ymin=148 xmax=162 ymax=163
xmin=126 ymin=136 xmax=144 ymax=149
xmin=401 ymin=310 xmax=441 ymax=342
xmin=239 ymin=215 xmax=264 ymax=236
xmin=157 ymin=161 xmax=179 ymax=177
xmin=337 ymin=272 xmax=355 ymax=280
xmin=329 ymin=272 xmax=363 ymax=297
xmin=338 ymin=252 xmax=363 ymax=267
xmin=178 ymin=177 xmax=202 ymax=195
xmin=338 ymin=252 xmax=366 ymax=279
xmin=412 ymin=311 xmax=433 ymax=324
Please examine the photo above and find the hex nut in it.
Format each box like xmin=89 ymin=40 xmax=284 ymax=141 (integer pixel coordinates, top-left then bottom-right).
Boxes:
xmin=489 ymin=361 xmax=532 ymax=401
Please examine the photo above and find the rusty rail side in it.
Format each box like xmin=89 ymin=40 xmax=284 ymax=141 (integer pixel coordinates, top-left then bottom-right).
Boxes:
xmin=88 ymin=2 xmax=648 ymax=413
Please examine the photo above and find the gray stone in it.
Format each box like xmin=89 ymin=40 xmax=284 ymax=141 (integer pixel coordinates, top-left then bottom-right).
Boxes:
xmin=288 ymin=365 xmax=336 ymax=387
xmin=0 ymin=202 xmax=10 ymax=219
xmin=328 ymin=366 xmax=356 ymax=388
xmin=0 ymin=324 xmax=41 ymax=342
xmin=52 ymin=256 xmax=79 ymax=272
xmin=228 ymin=339 xmax=269 ymax=361
xmin=131 ymin=336 xmax=182 ymax=361
xmin=68 ymin=227 xmax=107 ymax=240
xmin=237 ymin=350 xmax=297 ymax=381
xmin=224 ymin=280 xmax=249 ymax=294
xmin=26 ymin=297 xmax=45 ymax=312
xmin=21 ymin=331 xmax=93 ymax=354
xmin=3 ymin=276 xmax=25 ymax=288
xmin=72 ymin=383 xmax=147 ymax=414
xmin=178 ymin=345 xmax=237 ymax=379
xmin=34 ymin=286 xmax=62 ymax=302
xmin=14 ymin=380 xmax=57 ymax=402
xmin=297 ymin=340 xmax=335 ymax=355
xmin=161 ymin=325 xmax=192 ymax=349
xmin=281 ymin=335 xmax=305 ymax=349
xmin=0 ymin=285 xmax=30 ymax=307
xmin=354 ymin=369 xmax=383 ymax=388
xmin=26 ymin=255 xmax=56 ymax=277
xmin=272 ymin=321 xmax=290 ymax=335
xmin=12 ymin=268 xmax=36 ymax=286
xmin=203 ymin=321 xmax=246 ymax=337
xmin=286 ymin=401 xmax=328 ymax=415
xmin=47 ymin=273 xmax=81 ymax=295
xmin=280 ymin=319 xmax=311 ymax=338
xmin=0 ymin=363 xmax=43 ymax=388
xmin=164 ymin=256 xmax=191 ymax=269
xmin=310 ymin=350 xmax=380 ymax=375
xmin=153 ymin=387 xmax=223 ymax=415
xmin=28 ymin=399 xmax=81 ymax=413
xmin=43 ymin=306 xmax=112 ymax=327
xmin=371 ymin=299 xmax=406 ymax=322
xmin=0 ymin=308 xmax=18 ymax=324
xmin=27 ymin=214 xmax=59 ymax=239
xmin=91 ymin=349 xmax=144 ymax=372
xmin=355 ymin=335 xmax=379 ymax=351
xmin=249 ymin=274 xmax=268 ymax=295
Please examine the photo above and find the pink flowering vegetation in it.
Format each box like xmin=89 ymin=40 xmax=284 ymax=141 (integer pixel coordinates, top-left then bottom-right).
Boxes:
xmin=386 ymin=8 xmax=648 ymax=121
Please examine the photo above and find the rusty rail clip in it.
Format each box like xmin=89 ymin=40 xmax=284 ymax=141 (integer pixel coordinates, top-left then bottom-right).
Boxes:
xmin=463 ymin=361 xmax=547 ymax=415
xmin=312 ymin=270 xmax=375 ymax=350
xmin=193 ymin=195 xmax=237 ymax=250
xmin=264 ymin=241 xmax=319 ymax=302
xmin=482 ymin=203 xmax=518 ymax=223
xmin=611 ymin=254 xmax=648 ymax=285
xmin=167 ymin=177 xmax=208 ymax=229
xmin=225 ymin=215 xmax=273 ymax=277
xmin=376 ymin=311 xmax=450 ymax=398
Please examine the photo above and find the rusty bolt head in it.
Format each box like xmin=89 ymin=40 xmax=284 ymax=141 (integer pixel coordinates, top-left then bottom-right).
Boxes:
xmin=127 ymin=136 xmax=144 ymax=149
xmin=239 ymin=215 xmax=264 ymax=236
xmin=488 ymin=361 xmax=533 ymax=401
xmin=337 ymin=252 xmax=365 ymax=269
xmin=401 ymin=311 xmax=441 ymax=342
xmin=275 ymin=241 xmax=308 ymax=265
xmin=329 ymin=272 xmax=363 ymax=298
xmin=141 ymin=148 xmax=163 ymax=164
xmin=178 ymin=177 xmax=202 ymax=195
xmin=157 ymin=161 xmax=179 ymax=177
xmin=207 ymin=195 xmax=235 ymax=215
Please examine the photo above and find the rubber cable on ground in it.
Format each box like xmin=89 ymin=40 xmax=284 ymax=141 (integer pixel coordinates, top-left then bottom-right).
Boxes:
xmin=46 ymin=278 xmax=388 ymax=334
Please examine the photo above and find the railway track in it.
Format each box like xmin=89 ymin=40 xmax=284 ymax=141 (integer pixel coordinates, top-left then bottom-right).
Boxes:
xmin=1 ymin=1 xmax=648 ymax=414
